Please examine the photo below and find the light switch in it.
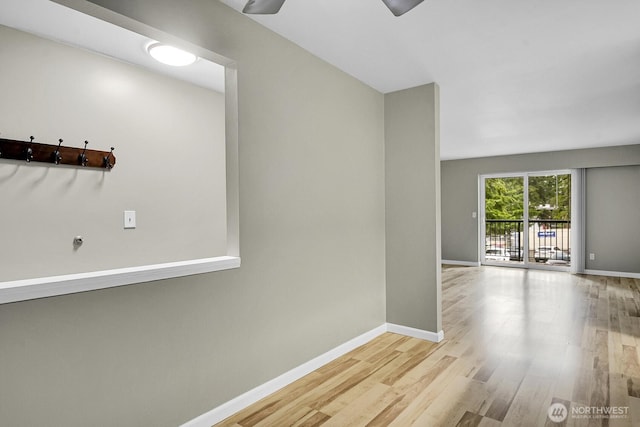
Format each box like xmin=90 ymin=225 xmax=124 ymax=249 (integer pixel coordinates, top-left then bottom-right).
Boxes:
xmin=472 ymin=212 xmax=477 ymax=218
xmin=124 ymin=211 xmax=136 ymax=229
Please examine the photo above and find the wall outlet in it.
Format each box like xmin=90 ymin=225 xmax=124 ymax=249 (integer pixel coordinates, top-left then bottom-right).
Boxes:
xmin=124 ymin=211 xmax=136 ymax=229
xmin=589 ymin=253 xmax=595 ymax=261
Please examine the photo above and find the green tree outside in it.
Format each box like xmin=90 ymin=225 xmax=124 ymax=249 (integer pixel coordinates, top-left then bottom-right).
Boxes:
xmin=527 ymin=174 xmax=571 ymax=220
xmin=484 ymin=177 xmax=523 ymax=220
xmin=485 ymin=174 xmax=571 ymax=221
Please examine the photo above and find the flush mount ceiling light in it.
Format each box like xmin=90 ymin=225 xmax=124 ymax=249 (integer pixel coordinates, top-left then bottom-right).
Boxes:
xmin=242 ymin=0 xmax=424 ymax=16
xmin=147 ymin=43 xmax=197 ymax=66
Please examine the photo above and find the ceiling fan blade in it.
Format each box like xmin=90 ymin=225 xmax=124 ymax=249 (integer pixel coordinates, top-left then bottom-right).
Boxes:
xmin=381 ymin=0 xmax=424 ymax=16
xmin=243 ymin=0 xmax=286 ymax=14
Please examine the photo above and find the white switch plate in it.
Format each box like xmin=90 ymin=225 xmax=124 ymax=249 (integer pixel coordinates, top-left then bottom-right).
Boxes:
xmin=472 ymin=212 xmax=477 ymax=218
xmin=589 ymin=253 xmax=595 ymax=260
xmin=124 ymin=211 xmax=136 ymax=229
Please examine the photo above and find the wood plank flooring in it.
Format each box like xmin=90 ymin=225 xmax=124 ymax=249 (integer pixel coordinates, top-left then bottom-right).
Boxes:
xmin=215 ymin=266 xmax=640 ymax=426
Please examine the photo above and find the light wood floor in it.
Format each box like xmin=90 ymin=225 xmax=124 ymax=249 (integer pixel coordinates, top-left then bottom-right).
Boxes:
xmin=215 ymin=266 xmax=640 ymax=426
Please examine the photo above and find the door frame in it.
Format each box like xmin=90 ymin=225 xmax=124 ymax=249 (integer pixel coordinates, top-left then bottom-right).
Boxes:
xmin=479 ymin=169 xmax=575 ymax=272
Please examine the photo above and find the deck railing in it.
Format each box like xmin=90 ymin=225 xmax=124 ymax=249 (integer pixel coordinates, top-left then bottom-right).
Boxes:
xmin=485 ymin=219 xmax=570 ymax=263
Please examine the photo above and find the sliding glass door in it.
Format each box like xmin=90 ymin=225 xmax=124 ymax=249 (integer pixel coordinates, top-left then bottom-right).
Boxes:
xmin=481 ymin=171 xmax=572 ymax=270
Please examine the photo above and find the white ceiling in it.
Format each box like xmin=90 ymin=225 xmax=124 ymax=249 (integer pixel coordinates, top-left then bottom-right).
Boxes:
xmin=1 ymin=0 xmax=638 ymax=160
xmin=0 ymin=0 xmax=225 ymax=93
xmin=220 ymin=0 xmax=640 ymax=160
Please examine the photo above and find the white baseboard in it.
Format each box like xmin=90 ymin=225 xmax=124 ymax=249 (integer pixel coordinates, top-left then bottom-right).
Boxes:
xmin=583 ymin=269 xmax=640 ymax=279
xmin=386 ymin=323 xmax=445 ymax=343
xmin=181 ymin=324 xmax=387 ymax=427
xmin=442 ymin=259 xmax=480 ymax=267
xmin=180 ymin=322 xmax=443 ymax=426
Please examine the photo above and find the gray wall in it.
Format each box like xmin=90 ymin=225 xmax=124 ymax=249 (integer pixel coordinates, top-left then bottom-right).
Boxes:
xmin=385 ymin=84 xmax=442 ymax=333
xmin=442 ymin=144 xmax=640 ymax=273
xmin=585 ymin=165 xmax=640 ymax=273
xmin=0 ymin=25 xmax=227 ymax=281
xmin=0 ymin=1 xmax=386 ymax=426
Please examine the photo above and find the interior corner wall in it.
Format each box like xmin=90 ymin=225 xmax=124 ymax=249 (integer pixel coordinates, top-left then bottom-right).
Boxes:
xmin=0 ymin=1 xmax=386 ymax=426
xmin=441 ymin=144 xmax=640 ymax=270
xmin=384 ymin=83 xmax=442 ymax=334
xmin=585 ymin=165 xmax=640 ymax=274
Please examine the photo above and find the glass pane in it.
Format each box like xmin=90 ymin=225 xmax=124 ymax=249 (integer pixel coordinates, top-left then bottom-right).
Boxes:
xmin=484 ymin=177 xmax=524 ymax=264
xmin=528 ymin=174 xmax=571 ymax=266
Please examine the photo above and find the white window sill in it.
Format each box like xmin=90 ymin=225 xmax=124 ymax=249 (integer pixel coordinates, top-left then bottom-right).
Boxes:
xmin=0 ymin=256 xmax=240 ymax=304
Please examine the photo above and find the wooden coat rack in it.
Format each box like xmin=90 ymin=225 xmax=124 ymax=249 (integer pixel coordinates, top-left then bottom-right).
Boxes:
xmin=0 ymin=137 xmax=116 ymax=170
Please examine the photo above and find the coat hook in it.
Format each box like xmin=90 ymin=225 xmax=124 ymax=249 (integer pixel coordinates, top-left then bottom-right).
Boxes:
xmin=78 ymin=140 xmax=89 ymax=166
xmin=103 ymin=147 xmax=114 ymax=169
xmin=52 ymin=138 xmax=63 ymax=165
xmin=25 ymin=136 xmax=34 ymax=162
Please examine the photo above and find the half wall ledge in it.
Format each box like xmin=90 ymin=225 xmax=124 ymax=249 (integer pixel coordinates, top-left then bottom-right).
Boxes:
xmin=0 ymin=256 xmax=241 ymax=304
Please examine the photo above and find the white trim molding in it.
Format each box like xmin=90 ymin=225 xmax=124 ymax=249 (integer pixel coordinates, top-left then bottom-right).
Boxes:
xmin=583 ymin=269 xmax=640 ymax=280
xmin=181 ymin=322 xmax=445 ymax=427
xmin=442 ymin=260 xmax=481 ymax=267
xmin=570 ymin=169 xmax=586 ymax=274
xmin=181 ymin=324 xmax=388 ymax=427
xmin=386 ymin=323 xmax=445 ymax=342
xmin=0 ymin=256 xmax=240 ymax=304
